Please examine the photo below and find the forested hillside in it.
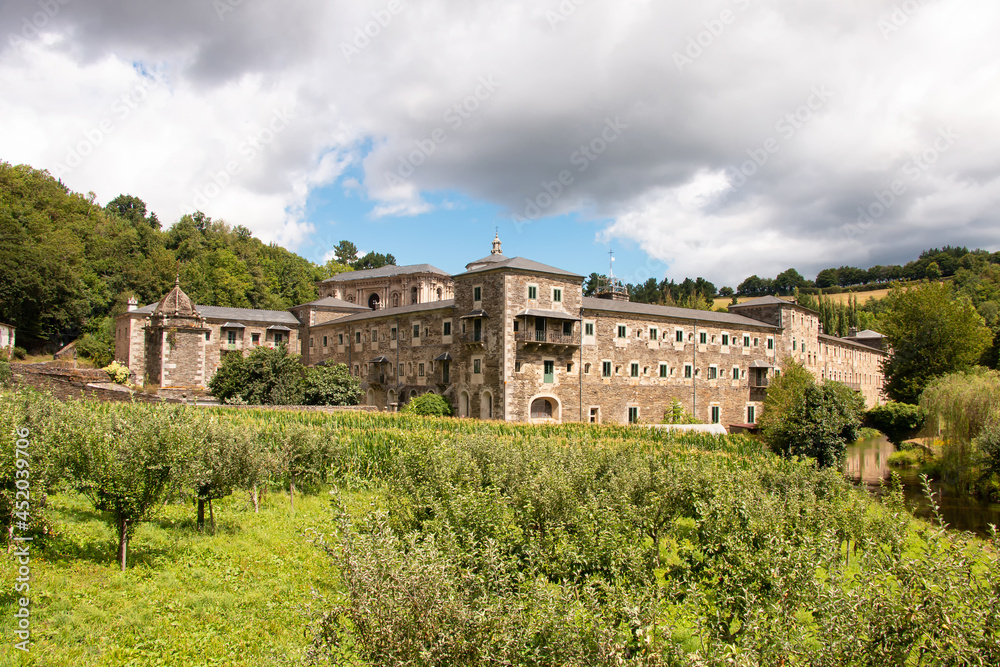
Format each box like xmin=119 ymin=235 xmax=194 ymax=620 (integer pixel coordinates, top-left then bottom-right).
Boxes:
xmin=0 ymin=162 xmax=379 ymax=356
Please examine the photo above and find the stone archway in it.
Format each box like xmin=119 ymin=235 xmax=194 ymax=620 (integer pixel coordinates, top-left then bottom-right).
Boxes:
xmin=529 ymin=395 xmax=561 ymax=423
xmin=368 ymin=293 xmax=381 ymax=310
xmin=458 ymin=390 xmax=470 ymax=417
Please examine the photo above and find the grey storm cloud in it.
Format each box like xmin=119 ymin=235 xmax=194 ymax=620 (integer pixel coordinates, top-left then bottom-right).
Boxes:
xmin=2 ymin=0 xmax=999 ymax=284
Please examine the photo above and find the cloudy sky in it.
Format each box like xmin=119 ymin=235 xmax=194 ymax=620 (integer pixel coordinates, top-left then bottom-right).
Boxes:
xmin=2 ymin=0 xmax=998 ymax=288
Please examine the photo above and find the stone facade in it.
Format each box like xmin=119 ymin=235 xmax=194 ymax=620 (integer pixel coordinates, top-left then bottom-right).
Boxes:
xmin=116 ymin=238 xmax=887 ymax=424
xmin=0 ymin=321 xmax=16 ymax=353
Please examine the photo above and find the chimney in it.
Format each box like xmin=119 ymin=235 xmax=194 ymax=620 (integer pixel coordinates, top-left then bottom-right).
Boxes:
xmin=127 ymin=296 xmax=138 ymax=312
xmin=848 ymin=327 xmax=858 ymax=337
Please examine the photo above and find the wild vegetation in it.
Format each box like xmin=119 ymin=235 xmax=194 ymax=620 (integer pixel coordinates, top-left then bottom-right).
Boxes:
xmin=2 ymin=390 xmax=997 ymax=665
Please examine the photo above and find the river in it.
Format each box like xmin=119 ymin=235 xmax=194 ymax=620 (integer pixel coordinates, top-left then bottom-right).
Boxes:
xmin=843 ymin=435 xmax=1000 ymax=537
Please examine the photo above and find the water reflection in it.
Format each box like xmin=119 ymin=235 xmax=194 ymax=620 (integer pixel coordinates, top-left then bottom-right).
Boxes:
xmin=844 ymin=436 xmax=1000 ymax=537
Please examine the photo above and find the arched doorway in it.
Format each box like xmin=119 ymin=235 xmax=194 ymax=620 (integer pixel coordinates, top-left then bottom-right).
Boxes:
xmin=529 ymin=396 xmax=560 ymax=423
xmin=368 ymin=293 xmax=381 ymax=310
xmin=458 ymin=391 xmax=470 ymax=417
xmin=387 ymin=389 xmax=397 ymax=410
xmin=480 ymin=391 xmax=493 ymax=419
xmin=366 ymin=388 xmax=375 ymax=406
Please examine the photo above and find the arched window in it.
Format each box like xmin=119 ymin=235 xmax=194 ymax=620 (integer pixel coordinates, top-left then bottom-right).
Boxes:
xmin=530 ymin=398 xmax=553 ymax=419
xmin=368 ymin=293 xmax=380 ymax=310
xmin=411 ymin=287 xmax=418 ymax=304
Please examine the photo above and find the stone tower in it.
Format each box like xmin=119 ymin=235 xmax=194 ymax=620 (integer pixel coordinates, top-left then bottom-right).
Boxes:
xmin=144 ymin=278 xmax=210 ymax=392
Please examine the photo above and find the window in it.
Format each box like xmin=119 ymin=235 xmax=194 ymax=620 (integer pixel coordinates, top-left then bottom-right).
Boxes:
xmin=602 ymin=361 xmax=612 ymax=377
xmin=513 ymin=319 xmax=520 ymax=332
xmin=584 ymin=363 xmax=591 ymax=374
xmin=743 ymin=335 xmax=751 ymax=347
xmin=711 ymin=406 xmax=720 ymax=424
xmin=274 ymin=332 xmax=284 ymax=344
xmin=628 ymin=407 xmax=639 ymax=424
xmin=767 ymin=337 xmax=774 ymax=350
xmin=515 ymin=361 xmax=522 ymax=373
xmin=567 ymin=362 xmax=573 ymax=372
xmin=412 ymin=324 xmax=420 ymax=338
xmin=205 ymin=332 xmax=211 ymax=341
xmin=630 ymin=363 xmax=639 ymax=377
xmin=354 ymin=331 xmax=361 ymax=344
xmin=543 ymin=360 xmax=554 ymax=383
xmin=391 ymin=327 xmax=397 ymax=340
xmin=562 ymin=321 xmax=572 ymax=336
xmin=754 ymin=337 xmax=759 ymax=347
xmin=707 ymin=366 xmax=717 ymax=380
xmin=473 ymin=286 xmax=482 ymax=302
xmin=793 ymin=338 xmax=797 ymax=350
xmin=443 ymin=321 xmax=451 ymax=336
xmin=699 ymin=331 xmax=707 ymax=344
xmin=249 ymin=332 xmax=259 ymax=344
xmin=229 ymin=331 xmax=238 ymax=345
xmin=473 ymin=359 xmax=482 ymax=374
xmin=617 ymin=325 xmax=627 ymax=338
xmin=585 ymin=322 xmax=594 ymax=336
xmin=323 ymin=335 xmax=328 ymax=347
xmin=722 ymin=334 xmax=729 ymax=346
xmin=372 ymin=329 xmax=378 ymax=342
xmin=649 ymin=327 xmax=658 ymax=340
xmin=418 ymin=363 xmax=425 ymax=377
xmin=659 ymin=363 xmax=668 ymax=378
xmin=733 ymin=366 xmax=740 ymax=380
xmin=636 ymin=329 xmax=642 ymax=338
xmin=528 ymin=285 xmax=537 ymax=300
xmin=553 ymin=288 xmax=562 ymax=302
xmin=676 ymin=329 xmax=684 ymax=342
xmin=338 ymin=333 xmax=343 ymax=345
xmin=684 ymin=364 xmax=693 ymax=379
xmin=353 ymin=365 xmax=359 ymax=376
xmin=747 ymin=406 xmax=756 ymax=423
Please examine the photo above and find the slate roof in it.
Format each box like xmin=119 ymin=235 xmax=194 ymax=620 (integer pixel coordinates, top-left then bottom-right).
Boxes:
xmin=818 ymin=333 xmax=888 ymax=352
xmin=849 ymin=329 xmax=885 ymax=339
xmin=729 ymin=295 xmax=819 ymax=314
xmin=319 ymin=264 xmax=450 ymax=283
xmin=131 ymin=303 xmax=301 ymax=325
xmin=515 ymin=308 xmax=581 ymax=321
xmin=290 ymin=296 xmax=369 ymax=311
xmin=454 ymin=256 xmax=583 ymax=279
xmin=581 ymin=297 xmax=778 ymax=328
xmin=465 ymin=253 xmax=509 ymax=269
xmin=314 ymin=299 xmax=457 ymax=326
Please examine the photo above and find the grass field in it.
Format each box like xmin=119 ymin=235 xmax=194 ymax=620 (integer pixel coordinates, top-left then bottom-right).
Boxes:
xmin=0 ymin=489 xmax=359 ymax=666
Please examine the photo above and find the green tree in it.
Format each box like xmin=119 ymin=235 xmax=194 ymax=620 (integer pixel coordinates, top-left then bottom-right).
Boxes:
xmin=866 ymin=401 xmax=927 ymax=447
xmin=304 ymin=362 xmax=363 ymax=406
xmin=333 ymin=240 xmax=358 ymax=265
xmin=879 ymin=282 xmax=992 ymax=403
xmin=209 ymin=345 xmax=306 ymax=405
xmin=188 ymin=418 xmax=263 ymax=532
xmin=761 ymin=361 xmax=864 ymax=467
xmin=352 ymin=251 xmax=396 ymax=271
xmin=63 ymin=403 xmax=189 ymax=569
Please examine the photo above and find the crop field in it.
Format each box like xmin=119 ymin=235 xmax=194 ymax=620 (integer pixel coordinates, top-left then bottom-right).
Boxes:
xmin=1 ymin=390 xmax=998 ymax=666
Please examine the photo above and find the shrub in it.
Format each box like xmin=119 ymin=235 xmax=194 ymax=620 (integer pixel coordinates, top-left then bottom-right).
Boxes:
xmin=303 ymin=362 xmax=363 ymax=406
xmin=209 ymin=345 xmax=305 ymax=405
xmin=0 ymin=359 xmax=11 ymax=386
xmin=402 ymin=393 xmax=453 ymax=416
xmin=102 ymin=360 xmax=130 ymax=384
xmin=661 ymin=397 xmax=700 ymax=424
xmin=12 ymin=346 xmax=26 ymax=360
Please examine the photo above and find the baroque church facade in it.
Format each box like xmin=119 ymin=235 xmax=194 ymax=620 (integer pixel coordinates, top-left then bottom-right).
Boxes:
xmin=116 ymin=237 xmax=886 ymax=426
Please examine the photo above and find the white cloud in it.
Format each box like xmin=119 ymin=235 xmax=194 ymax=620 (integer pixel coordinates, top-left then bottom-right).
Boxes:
xmin=1 ymin=0 xmax=999 ymax=279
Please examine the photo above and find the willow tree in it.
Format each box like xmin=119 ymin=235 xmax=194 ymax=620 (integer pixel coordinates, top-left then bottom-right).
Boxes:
xmin=921 ymin=368 xmax=1000 ymax=490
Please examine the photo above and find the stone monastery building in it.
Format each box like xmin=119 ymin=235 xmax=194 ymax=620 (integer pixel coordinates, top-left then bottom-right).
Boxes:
xmin=116 ymin=236 xmax=886 ymax=426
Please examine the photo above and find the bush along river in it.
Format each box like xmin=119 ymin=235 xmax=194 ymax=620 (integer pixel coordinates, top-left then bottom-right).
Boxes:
xmin=844 ymin=435 xmax=1000 ymax=536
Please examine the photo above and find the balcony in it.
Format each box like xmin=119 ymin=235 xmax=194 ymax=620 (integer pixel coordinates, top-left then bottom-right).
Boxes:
xmin=367 ymin=372 xmax=388 ymax=385
xmin=515 ymin=330 xmax=581 ymax=347
xmin=459 ymin=332 xmax=485 ymax=345
xmin=748 ymin=376 xmax=770 ymax=389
